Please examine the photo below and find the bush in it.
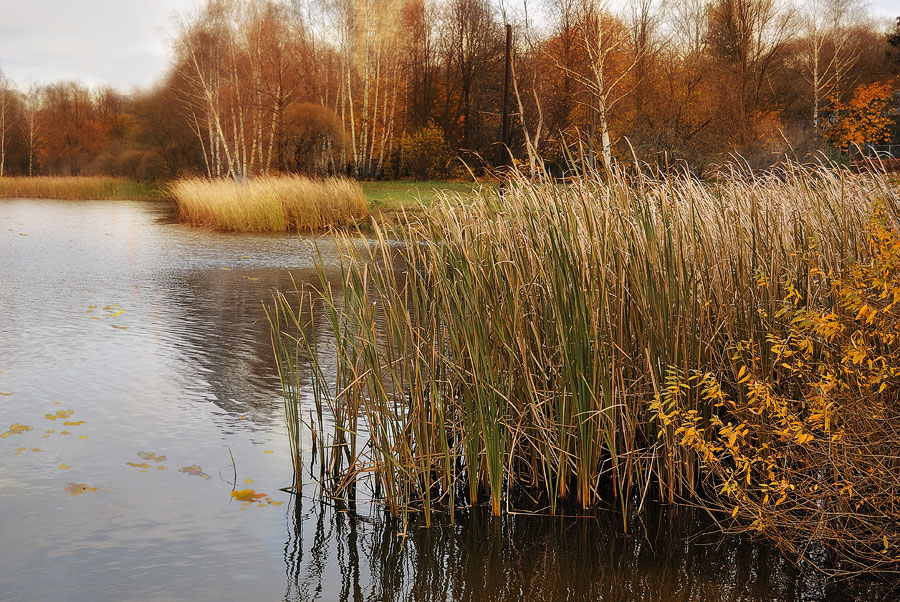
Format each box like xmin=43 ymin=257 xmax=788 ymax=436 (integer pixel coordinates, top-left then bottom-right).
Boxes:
xmin=653 ymin=212 xmax=900 ymax=578
xmin=400 ymin=122 xmax=451 ymax=179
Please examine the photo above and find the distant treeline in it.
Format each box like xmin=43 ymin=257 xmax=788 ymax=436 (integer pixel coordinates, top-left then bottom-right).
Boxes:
xmin=0 ymin=0 xmax=899 ymax=181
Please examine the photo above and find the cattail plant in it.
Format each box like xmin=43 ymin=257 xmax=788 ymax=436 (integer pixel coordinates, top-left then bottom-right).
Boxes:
xmin=269 ymin=161 xmax=899 ymax=527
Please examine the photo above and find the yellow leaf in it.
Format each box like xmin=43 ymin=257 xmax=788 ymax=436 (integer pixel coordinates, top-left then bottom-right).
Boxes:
xmin=1 ymin=423 xmax=32 ymax=437
xmin=137 ymin=451 xmax=166 ymax=463
xmin=45 ymin=410 xmax=73 ymax=421
xmin=65 ymin=483 xmax=99 ymax=496
xmin=179 ymin=465 xmax=211 ymax=479
xmin=231 ymin=489 xmax=267 ymax=502
xmin=58 ymin=464 xmax=70 ymax=469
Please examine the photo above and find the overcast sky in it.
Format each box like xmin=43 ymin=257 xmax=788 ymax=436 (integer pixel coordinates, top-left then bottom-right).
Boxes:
xmin=0 ymin=0 xmax=191 ymax=92
xmin=0 ymin=0 xmax=897 ymax=92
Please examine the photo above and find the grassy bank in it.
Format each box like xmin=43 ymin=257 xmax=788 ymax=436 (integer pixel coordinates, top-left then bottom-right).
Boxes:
xmin=0 ymin=176 xmax=165 ymax=200
xmin=362 ymin=180 xmax=482 ymax=222
xmin=170 ymin=175 xmax=368 ymax=232
xmin=270 ymin=163 xmax=900 ymax=576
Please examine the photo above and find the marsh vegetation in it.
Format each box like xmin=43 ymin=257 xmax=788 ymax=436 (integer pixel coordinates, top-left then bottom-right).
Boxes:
xmin=169 ymin=175 xmax=368 ymax=232
xmin=0 ymin=176 xmax=164 ymax=200
xmin=270 ymin=162 xmax=900 ymax=580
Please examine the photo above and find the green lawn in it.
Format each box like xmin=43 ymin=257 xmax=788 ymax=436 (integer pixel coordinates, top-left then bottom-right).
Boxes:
xmin=361 ymin=180 xmax=483 ymax=222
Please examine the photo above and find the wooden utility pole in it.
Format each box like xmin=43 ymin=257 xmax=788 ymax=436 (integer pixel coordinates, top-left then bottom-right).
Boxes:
xmin=500 ymin=23 xmax=512 ymax=166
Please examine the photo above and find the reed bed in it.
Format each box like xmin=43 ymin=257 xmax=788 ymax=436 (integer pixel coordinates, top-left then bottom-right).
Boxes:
xmin=170 ymin=175 xmax=368 ymax=232
xmin=269 ymin=163 xmax=899 ymax=531
xmin=0 ymin=176 xmax=163 ymax=200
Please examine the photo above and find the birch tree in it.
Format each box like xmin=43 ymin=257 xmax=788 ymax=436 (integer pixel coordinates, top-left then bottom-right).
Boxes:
xmin=0 ymin=68 xmax=11 ymax=177
xmin=800 ymin=0 xmax=861 ymax=134
xmin=19 ymin=85 xmax=42 ymax=177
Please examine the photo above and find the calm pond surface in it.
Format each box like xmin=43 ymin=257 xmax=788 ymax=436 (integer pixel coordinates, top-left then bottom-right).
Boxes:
xmin=0 ymin=199 xmax=886 ymax=601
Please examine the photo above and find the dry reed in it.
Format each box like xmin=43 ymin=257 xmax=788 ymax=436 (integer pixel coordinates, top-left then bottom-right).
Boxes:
xmin=269 ymin=163 xmax=899 ymax=534
xmin=0 ymin=176 xmax=162 ymax=200
xmin=170 ymin=175 xmax=368 ymax=232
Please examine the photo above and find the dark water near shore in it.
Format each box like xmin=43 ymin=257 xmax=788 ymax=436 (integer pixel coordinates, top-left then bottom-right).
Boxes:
xmin=0 ymin=199 xmax=885 ymax=601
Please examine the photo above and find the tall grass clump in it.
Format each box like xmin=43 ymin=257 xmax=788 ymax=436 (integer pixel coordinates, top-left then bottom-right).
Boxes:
xmin=0 ymin=176 xmax=163 ymax=200
xmin=269 ymin=162 xmax=899 ymax=542
xmin=170 ymin=175 xmax=367 ymax=232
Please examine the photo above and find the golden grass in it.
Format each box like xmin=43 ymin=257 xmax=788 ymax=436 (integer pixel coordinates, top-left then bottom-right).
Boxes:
xmin=0 ymin=176 xmax=164 ymax=200
xmin=170 ymin=175 xmax=368 ymax=232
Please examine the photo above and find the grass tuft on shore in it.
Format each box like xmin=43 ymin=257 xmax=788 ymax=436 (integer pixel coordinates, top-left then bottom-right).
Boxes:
xmin=0 ymin=176 xmax=164 ymax=200
xmin=170 ymin=175 xmax=368 ymax=232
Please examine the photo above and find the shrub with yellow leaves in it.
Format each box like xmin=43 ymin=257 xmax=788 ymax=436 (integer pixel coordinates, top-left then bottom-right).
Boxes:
xmin=651 ymin=211 xmax=900 ymax=579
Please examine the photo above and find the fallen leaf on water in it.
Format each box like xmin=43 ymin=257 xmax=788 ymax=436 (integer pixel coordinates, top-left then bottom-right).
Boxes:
xmin=244 ymin=478 xmax=254 ymax=484
xmin=179 ymin=465 xmax=211 ymax=479
xmin=89 ymin=317 xmax=100 ymax=320
xmin=137 ymin=451 xmax=166 ymax=463
xmin=59 ymin=464 xmax=70 ymax=469
xmin=78 ymin=436 xmax=89 ymax=440
xmin=19 ymin=233 xmax=27 ymax=236
xmin=1 ymin=423 xmax=33 ymax=437
xmin=263 ymin=450 xmax=274 ymax=454
xmin=65 ymin=483 xmax=99 ymax=496
xmin=111 ymin=325 xmax=129 ymax=330
xmin=45 ymin=410 xmax=74 ymax=421
xmin=240 ymin=255 xmax=250 ymax=258
xmin=0 ymin=392 xmax=12 ymax=396
xmin=126 ymin=462 xmax=151 ymax=469
xmin=103 ymin=305 xmax=119 ymax=311
xmin=157 ymin=465 xmax=167 ymax=470
xmin=60 ymin=430 xmax=71 ymax=435
xmin=107 ymin=310 xmax=124 ymax=317
xmin=220 ymin=267 xmax=232 ymax=271
xmin=231 ymin=489 xmax=267 ymax=502
xmin=31 ymin=448 xmax=43 ymax=452
xmin=63 ymin=421 xmax=85 ymax=426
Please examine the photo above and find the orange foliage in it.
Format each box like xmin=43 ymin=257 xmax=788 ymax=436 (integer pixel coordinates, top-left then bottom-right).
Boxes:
xmin=825 ymin=80 xmax=897 ymax=152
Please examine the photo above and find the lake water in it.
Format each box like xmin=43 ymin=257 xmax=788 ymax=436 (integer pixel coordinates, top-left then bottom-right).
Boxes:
xmin=0 ymin=199 xmax=882 ymax=601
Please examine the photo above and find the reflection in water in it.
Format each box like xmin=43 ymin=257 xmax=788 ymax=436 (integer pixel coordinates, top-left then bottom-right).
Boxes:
xmin=281 ymin=495 xmax=888 ymax=602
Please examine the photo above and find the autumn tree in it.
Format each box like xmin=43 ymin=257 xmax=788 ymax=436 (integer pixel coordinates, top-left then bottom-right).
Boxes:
xmin=19 ymin=85 xmax=43 ymax=177
xmin=37 ymin=82 xmax=106 ymax=175
xmin=825 ymin=79 xmax=897 ymax=152
xmin=706 ymin=0 xmax=797 ymax=147
xmin=798 ymin=0 xmax=861 ymax=135
xmin=0 ymin=67 xmax=12 ymax=177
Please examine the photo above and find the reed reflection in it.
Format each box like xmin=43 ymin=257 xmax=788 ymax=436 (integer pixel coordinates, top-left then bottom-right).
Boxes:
xmin=280 ymin=497 xmax=888 ymax=601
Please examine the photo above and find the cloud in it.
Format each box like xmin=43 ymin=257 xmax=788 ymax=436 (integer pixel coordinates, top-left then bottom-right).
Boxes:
xmin=0 ymin=0 xmax=189 ymax=90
